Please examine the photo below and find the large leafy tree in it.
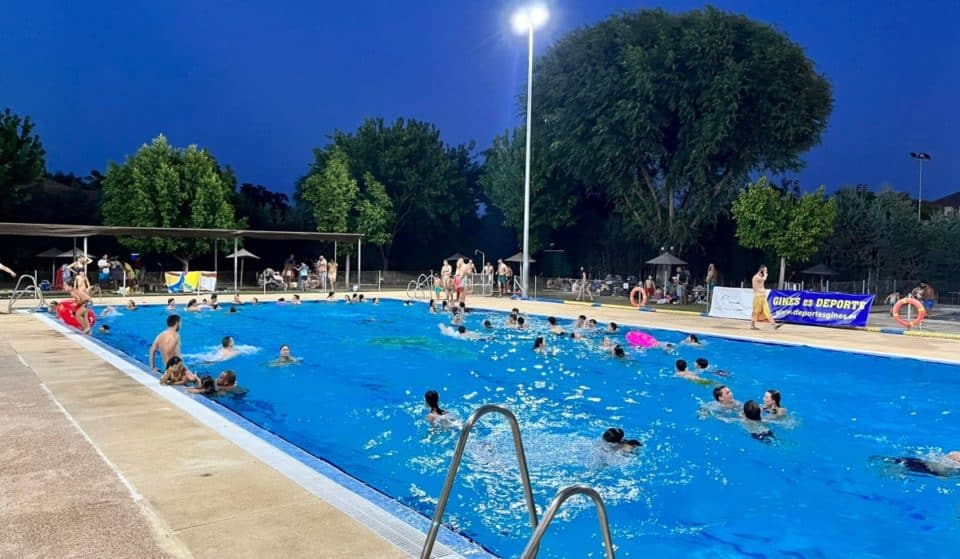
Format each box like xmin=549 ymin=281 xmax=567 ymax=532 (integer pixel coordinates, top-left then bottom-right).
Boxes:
xmin=529 ymin=7 xmax=833 ymax=251
xmin=479 ymin=128 xmax=581 ymax=252
xmin=0 ymin=108 xmax=46 ymax=218
xmin=299 ymin=117 xmax=478 ymax=269
xmin=732 ymin=177 xmax=836 ymax=287
xmin=101 ymin=135 xmax=237 ymax=267
xmin=300 ymin=147 xmax=358 ymax=233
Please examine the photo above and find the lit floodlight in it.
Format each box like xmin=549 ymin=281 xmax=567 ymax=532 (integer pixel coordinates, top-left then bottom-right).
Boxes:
xmin=512 ymin=4 xmax=548 ymax=34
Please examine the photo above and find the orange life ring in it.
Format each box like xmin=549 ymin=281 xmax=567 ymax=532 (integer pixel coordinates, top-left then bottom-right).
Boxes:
xmin=629 ymin=286 xmax=647 ymax=308
xmin=891 ymin=297 xmax=925 ymax=328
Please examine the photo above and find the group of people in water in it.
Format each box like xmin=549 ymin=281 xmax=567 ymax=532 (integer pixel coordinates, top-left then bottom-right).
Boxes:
xmin=143 ymin=295 xmax=308 ymax=397
xmin=421 ymin=298 xmax=959 ymax=475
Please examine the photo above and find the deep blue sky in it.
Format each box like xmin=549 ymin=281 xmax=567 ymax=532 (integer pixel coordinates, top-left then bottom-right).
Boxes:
xmin=2 ymin=0 xmax=957 ymax=200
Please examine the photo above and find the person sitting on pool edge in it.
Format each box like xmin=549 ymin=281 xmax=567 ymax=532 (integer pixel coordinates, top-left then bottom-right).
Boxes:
xmin=743 ymin=400 xmax=775 ymax=443
xmin=602 ymin=427 xmax=642 ymax=450
xmin=160 ymin=356 xmax=199 ymax=386
xmin=762 ymin=389 xmax=787 ymax=418
xmin=424 ymin=390 xmax=447 ymax=423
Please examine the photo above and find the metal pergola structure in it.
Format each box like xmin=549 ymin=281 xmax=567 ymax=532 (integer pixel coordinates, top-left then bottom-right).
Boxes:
xmin=0 ymin=223 xmax=363 ymax=293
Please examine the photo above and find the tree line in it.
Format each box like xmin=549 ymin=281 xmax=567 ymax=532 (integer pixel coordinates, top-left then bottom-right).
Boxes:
xmin=0 ymin=7 xmax=956 ymax=290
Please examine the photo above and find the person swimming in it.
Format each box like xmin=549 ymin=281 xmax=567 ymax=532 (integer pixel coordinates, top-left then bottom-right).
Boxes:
xmin=684 ymin=333 xmax=700 ymax=345
xmin=606 ymin=322 xmax=618 ymax=333
xmin=743 ymin=400 xmax=774 ymax=442
xmin=228 ymin=305 xmax=238 ymax=313
xmin=547 ymin=316 xmax=564 ymax=335
xmin=602 ymin=427 xmax=642 ymax=450
xmin=218 ymin=336 xmax=237 ymax=359
xmin=533 ymin=336 xmax=546 ymax=353
xmin=186 ymin=298 xmax=200 ymax=312
xmin=216 ymin=370 xmax=243 ymax=393
xmin=695 ymin=357 xmax=729 ymax=377
xmin=97 ymin=324 xmax=110 ymax=334
xmin=276 ymin=344 xmax=295 ymax=364
xmin=762 ymin=389 xmax=787 ymax=418
xmin=675 ymin=359 xmax=699 ymax=380
xmin=424 ymin=389 xmax=446 ymax=423
xmin=188 ymin=374 xmax=218 ymax=395
xmin=876 ymin=451 xmax=960 ymax=477
xmin=166 ymin=297 xmax=176 ymax=311
xmin=611 ymin=344 xmax=625 ymax=358
xmin=125 ymin=300 xmax=137 ymax=310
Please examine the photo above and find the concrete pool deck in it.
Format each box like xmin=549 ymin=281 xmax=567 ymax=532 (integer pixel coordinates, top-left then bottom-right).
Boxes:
xmin=1 ymin=290 xmax=958 ymax=558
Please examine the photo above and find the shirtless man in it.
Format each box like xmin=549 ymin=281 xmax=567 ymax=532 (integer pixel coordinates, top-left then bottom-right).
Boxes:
xmin=149 ymin=314 xmax=182 ymax=371
xmin=440 ymin=260 xmax=453 ymax=301
xmin=0 ymin=262 xmax=15 ymax=278
xmin=750 ymin=265 xmax=781 ymax=330
xmin=63 ymin=283 xmax=93 ymax=334
xmin=496 ymin=259 xmax=509 ymax=296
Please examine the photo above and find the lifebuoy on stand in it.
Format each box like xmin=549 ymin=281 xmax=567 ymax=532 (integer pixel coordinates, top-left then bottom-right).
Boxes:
xmin=891 ymin=297 xmax=925 ymax=328
xmin=629 ymin=286 xmax=648 ymax=308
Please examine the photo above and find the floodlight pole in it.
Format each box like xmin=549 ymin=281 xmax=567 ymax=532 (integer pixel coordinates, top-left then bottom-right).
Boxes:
xmin=520 ymin=22 xmax=534 ymax=297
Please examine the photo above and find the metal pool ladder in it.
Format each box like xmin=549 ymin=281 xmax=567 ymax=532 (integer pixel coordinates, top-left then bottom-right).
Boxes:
xmin=7 ymin=274 xmax=44 ymax=313
xmin=419 ymin=404 xmax=616 ymax=559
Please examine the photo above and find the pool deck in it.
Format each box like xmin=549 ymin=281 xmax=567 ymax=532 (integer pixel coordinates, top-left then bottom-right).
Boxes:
xmin=2 ymin=290 xmax=958 ymax=558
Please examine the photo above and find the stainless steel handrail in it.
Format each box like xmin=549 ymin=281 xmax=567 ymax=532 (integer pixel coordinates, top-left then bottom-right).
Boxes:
xmin=519 ymin=485 xmax=616 ymax=559
xmin=420 ymin=404 xmax=539 ymax=559
xmin=8 ymin=274 xmax=43 ymax=313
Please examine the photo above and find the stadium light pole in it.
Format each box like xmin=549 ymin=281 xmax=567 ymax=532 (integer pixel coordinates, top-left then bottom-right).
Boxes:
xmin=512 ymin=4 xmax=548 ymax=297
xmin=910 ymin=152 xmax=931 ymax=219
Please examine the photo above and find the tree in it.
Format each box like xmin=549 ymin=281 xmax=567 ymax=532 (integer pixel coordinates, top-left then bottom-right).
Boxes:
xmin=0 ymin=108 xmax=46 ymax=218
xmin=355 ymin=172 xmax=393 ymax=262
xmin=530 ymin=7 xmax=833 ymax=251
xmin=101 ymin=135 xmax=237 ymax=267
xmin=731 ymin=177 xmax=836 ymax=287
xmin=479 ymin=128 xmax=581 ymax=252
xmin=300 ymin=147 xmax=358 ymax=233
xmin=299 ymin=117 xmax=478 ymax=269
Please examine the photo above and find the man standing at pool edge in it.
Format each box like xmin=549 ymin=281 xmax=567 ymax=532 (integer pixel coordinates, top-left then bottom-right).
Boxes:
xmin=750 ymin=265 xmax=781 ymax=331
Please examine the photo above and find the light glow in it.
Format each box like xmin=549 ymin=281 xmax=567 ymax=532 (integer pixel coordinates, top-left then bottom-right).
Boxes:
xmin=511 ymin=4 xmax=548 ymax=34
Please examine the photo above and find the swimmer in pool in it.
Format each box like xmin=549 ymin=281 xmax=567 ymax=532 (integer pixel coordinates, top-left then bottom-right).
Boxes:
xmin=218 ymin=336 xmax=237 ymax=359
xmin=188 ymin=374 xmax=218 ymax=395
xmin=611 ymin=344 xmax=626 ymax=358
xmin=547 ymin=317 xmax=564 ymax=335
xmin=683 ymin=333 xmax=700 ymax=345
xmin=216 ymin=370 xmax=243 ymax=393
xmin=97 ymin=324 xmax=110 ymax=334
xmin=575 ymin=315 xmax=586 ymax=329
xmin=160 ymin=356 xmax=199 ymax=386
xmin=125 ymin=300 xmax=137 ymax=310
xmin=762 ymin=389 xmax=787 ymax=418
xmin=251 ymin=297 xmax=259 ymax=305
xmin=276 ymin=344 xmax=295 ymax=364
xmin=700 ymin=385 xmax=741 ymax=421
xmin=516 ymin=316 xmax=527 ymax=330
xmin=586 ymin=318 xmax=598 ymax=330
xmin=424 ymin=389 xmax=447 ymax=423
xmin=675 ymin=359 xmax=700 ymax=380
xmin=186 ymin=299 xmax=200 ymax=312
xmin=483 ymin=320 xmax=493 ymax=329
xmin=695 ymin=357 xmax=729 ymax=377
xmin=232 ymin=294 xmax=242 ymax=305
xmin=101 ymin=305 xmax=117 ymax=316
xmin=875 ymin=451 xmax=960 ymax=477
xmin=743 ymin=400 xmax=775 ymax=443
xmin=606 ymin=322 xmax=618 ymax=333
xmin=602 ymin=427 xmax=642 ymax=451
xmin=533 ymin=336 xmax=547 ymax=353
xmin=166 ymin=298 xmax=176 ymax=311
xmin=292 ymin=294 xmax=301 ymax=305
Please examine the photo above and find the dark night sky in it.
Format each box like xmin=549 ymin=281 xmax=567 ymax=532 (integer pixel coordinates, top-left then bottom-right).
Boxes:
xmin=2 ymin=0 xmax=957 ymax=200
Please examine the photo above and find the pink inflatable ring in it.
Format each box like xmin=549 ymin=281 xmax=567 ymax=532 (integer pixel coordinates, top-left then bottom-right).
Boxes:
xmin=625 ymin=330 xmax=657 ymax=348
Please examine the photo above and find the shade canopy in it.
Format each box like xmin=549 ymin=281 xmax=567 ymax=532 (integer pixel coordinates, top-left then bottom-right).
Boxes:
xmin=505 ymin=252 xmax=536 ymax=263
xmin=226 ymin=248 xmax=260 ymax=260
xmin=801 ymin=263 xmax=837 ymax=276
xmin=645 ymin=252 xmax=687 ymax=266
xmin=0 ymin=222 xmax=362 ymax=242
xmin=56 ymin=249 xmax=93 ymax=259
xmin=35 ymin=248 xmax=65 ymax=258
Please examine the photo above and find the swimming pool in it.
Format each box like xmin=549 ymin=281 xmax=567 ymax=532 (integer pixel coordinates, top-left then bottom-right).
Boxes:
xmin=92 ymin=299 xmax=960 ymax=558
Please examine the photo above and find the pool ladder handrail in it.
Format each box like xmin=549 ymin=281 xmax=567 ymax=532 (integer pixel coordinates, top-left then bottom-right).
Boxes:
xmin=519 ymin=485 xmax=616 ymax=559
xmin=8 ymin=274 xmax=44 ymax=313
xmin=420 ymin=405 xmax=617 ymax=559
xmin=420 ymin=404 xmax=539 ymax=559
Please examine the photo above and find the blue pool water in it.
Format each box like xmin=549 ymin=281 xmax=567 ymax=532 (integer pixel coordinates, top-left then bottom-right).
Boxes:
xmin=91 ymin=300 xmax=959 ymax=558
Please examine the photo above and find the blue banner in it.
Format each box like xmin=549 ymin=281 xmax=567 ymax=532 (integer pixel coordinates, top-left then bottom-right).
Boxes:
xmin=768 ymin=290 xmax=875 ymax=328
